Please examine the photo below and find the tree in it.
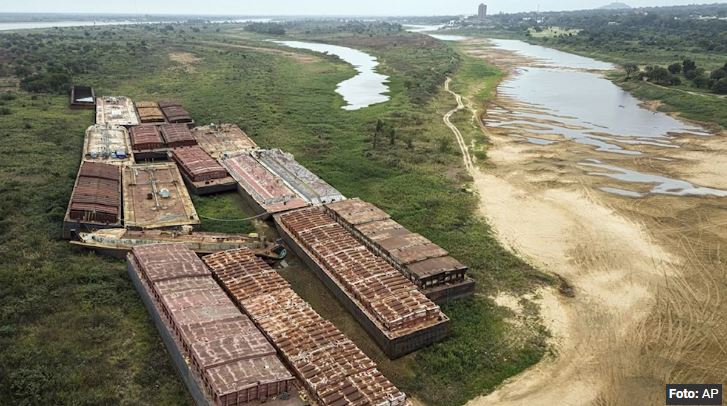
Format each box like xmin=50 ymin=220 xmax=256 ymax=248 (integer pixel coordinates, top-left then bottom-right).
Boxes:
xmin=692 ymin=74 xmax=711 ymax=89
xmin=668 ymin=63 xmax=682 ymax=74
xmin=682 ymin=59 xmax=697 ymax=73
xmin=388 ymin=127 xmax=396 ymax=146
xmin=373 ymin=119 xmax=384 ymax=149
xmin=710 ymin=68 xmax=726 ymax=81
xmin=685 ymin=67 xmax=705 ymax=80
xmin=712 ymin=78 xmax=727 ymax=95
xmin=624 ymin=63 xmax=639 ymax=80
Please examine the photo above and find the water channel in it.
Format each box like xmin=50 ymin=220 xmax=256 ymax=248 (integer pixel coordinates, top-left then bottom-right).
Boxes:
xmin=274 ymin=40 xmax=390 ymax=111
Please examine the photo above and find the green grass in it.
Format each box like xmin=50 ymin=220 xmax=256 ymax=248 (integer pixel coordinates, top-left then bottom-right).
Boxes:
xmin=0 ymin=24 xmax=550 ymax=406
xmin=191 ymin=192 xmax=257 ymax=234
xmin=618 ymin=79 xmax=727 ymax=129
xmin=0 ymin=93 xmax=190 ymax=405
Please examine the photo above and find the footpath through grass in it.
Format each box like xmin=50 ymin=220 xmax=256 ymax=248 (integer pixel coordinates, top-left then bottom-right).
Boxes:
xmin=0 ymin=24 xmax=549 ymax=406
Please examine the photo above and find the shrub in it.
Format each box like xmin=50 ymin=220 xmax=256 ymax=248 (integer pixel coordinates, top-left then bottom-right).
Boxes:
xmin=0 ymin=107 xmax=11 ymax=115
xmin=712 ymin=78 xmax=727 ymax=95
xmin=20 ymin=72 xmax=71 ymax=94
xmin=0 ymin=92 xmax=17 ymax=101
xmin=668 ymin=63 xmax=682 ymax=74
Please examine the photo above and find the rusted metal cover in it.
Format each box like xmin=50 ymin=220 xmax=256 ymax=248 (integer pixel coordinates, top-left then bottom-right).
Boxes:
xmin=67 ymin=161 xmax=121 ymax=224
xmin=277 ymin=208 xmax=445 ymax=338
xmin=171 ymin=146 xmax=228 ymax=182
xmin=253 ymin=149 xmax=345 ymax=205
xmin=135 ymin=101 xmax=166 ymax=123
xmin=122 ymin=163 xmax=200 ymax=229
xmin=128 ymin=244 xmax=295 ymax=404
xmin=203 ymin=248 xmax=410 ymax=406
xmin=96 ymin=96 xmax=140 ymax=127
xmin=83 ymin=124 xmax=132 ymax=165
xmin=159 ymin=100 xmax=194 ymax=125
xmin=131 ymin=244 xmax=210 ymax=283
xmin=325 ymin=198 xmax=470 ymax=284
xmin=192 ymin=124 xmax=257 ymax=159
xmin=130 ymin=125 xmax=165 ymax=151
xmin=160 ymin=123 xmax=197 ymax=148
xmin=220 ymin=153 xmax=308 ymax=215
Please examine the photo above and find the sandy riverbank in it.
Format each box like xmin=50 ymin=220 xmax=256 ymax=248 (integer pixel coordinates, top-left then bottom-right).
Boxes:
xmin=459 ymin=38 xmax=727 ymax=405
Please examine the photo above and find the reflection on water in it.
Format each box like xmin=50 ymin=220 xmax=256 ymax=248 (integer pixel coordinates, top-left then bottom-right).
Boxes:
xmin=274 ymin=40 xmax=390 ymax=111
xmin=404 ymin=25 xmax=467 ymax=41
xmin=490 ymin=39 xmax=614 ymax=70
xmin=485 ymin=39 xmax=722 ymax=198
xmin=487 ymin=67 xmax=707 ymax=154
xmin=583 ymin=160 xmax=727 ymax=197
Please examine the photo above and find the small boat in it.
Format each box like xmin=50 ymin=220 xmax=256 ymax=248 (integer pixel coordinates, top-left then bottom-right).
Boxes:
xmin=71 ymin=228 xmax=285 ymax=262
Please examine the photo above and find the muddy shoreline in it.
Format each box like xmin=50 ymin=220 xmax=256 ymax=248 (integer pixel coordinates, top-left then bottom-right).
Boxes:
xmin=460 ymin=38 xmax=727 ymax=405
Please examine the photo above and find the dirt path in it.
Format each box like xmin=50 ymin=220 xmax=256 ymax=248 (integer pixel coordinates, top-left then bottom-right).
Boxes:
xmin=444 ymin=77 xmax=475 ymax=174
xmin=453 ymin=39 xmax=727 ymax=405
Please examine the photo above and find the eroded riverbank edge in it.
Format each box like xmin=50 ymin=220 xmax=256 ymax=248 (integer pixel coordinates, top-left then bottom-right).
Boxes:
xmin=451 ymin=38 xmax=727 ymax=405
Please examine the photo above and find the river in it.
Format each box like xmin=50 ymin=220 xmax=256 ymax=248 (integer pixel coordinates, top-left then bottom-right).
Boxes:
xmin=442 ymin=37 xmax=727 ymax=406
xmin=0 ymin=18 xmax=271 ymax=32
xmin=274 ymin=40 xmax=390 ymax=111
xmin=486 ymin=39 xmax=725 ymax=198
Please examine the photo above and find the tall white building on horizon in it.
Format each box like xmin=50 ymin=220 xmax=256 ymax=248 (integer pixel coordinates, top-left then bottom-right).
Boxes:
xmin=478 ymin=3 xmax=487 ymax=19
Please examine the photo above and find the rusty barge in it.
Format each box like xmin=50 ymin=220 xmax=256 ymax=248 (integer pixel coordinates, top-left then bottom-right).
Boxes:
xmin=203 ymin=248 xmax=411 ymax=406
xmin=274 ymin=207 xmax=450 ymax=359
xmin=325 ymin=198 xmax=475 ymax=303
xmin=127 ymin=244 xmax=300 ymax=406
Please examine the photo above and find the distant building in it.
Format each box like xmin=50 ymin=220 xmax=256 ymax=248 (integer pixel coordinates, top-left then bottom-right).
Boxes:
xmin=478 ymin=3 xmax=487 ymax=20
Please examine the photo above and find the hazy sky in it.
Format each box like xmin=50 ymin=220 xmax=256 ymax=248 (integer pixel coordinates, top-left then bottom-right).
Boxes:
xmin=2 ymin=0 xmax=726 ymax=16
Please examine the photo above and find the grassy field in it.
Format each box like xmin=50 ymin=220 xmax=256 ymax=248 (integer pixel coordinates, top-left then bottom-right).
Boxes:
xmin=0 ymin=24 xmax=550 ymax=406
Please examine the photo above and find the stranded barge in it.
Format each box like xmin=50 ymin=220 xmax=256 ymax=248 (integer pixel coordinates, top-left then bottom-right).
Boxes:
xmin=203 ymin=248 xmax=410 ymax=406
xmin=325 ymin=198 xmax=475 ymax=303
xmin=127 ymin=244 xmax=299 ymax=406
xmin=274 ymin=207 xmax=450 ymax=358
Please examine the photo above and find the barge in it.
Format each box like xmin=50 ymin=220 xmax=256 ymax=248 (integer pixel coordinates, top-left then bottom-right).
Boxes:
xmin=203 ymin=248 xmax=410 ymax=406
xmin=135 ymin=101 xmax=167 ymax=124
xmin=170 ymin=146 xmax=236 ymax=195
xmin=122 ymin=163 xmax=200 ymax=230
xmin=63 ymin=161 xmax=122 ymax=240
xmin=254 ymin=149 xmax=345 ymax=205
xmin=220 ymin=152 xmax=308 ymax=219
xmin=82 ymin=124 xmax=133 ymax=165
xmin=325 ymin=198 xmax=475 ymax=303
xmin=71 ymin=228 xmax=282 ymax=259
xmin=192 ymin=124 xmax=257 ymax=159
xmin=274 ymin=207 xmax=450 ymax=359
xmin=70 ymin=85 xmax=95 ymax=109
xmin=96 ymin=96 xmax=140 ymax=127
xmin=159 ymin=100 xmax=195 ymax=127
xmin=127 ymin=244 xmax=299 ymax=406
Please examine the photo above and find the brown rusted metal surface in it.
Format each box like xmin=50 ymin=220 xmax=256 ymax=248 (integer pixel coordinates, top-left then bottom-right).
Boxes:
xmin=96 ymin=96 xmax=140 ymax=127
xmin=129 ymin=244 xmax=295 ymax=405
xmin=220 ymin=153 xmax=308 ymax=215
xmin=130 ymin=125 xmax=165 ymax=151
xmin=203 ymin=248 xmax=409 ymax=406
xmin=159 ymin=100 xmax=194 ymax=125
xmin=67 ymin=161 xmax=121 ymax=225
xmin=160 ymin=123 xmax=197 ymax=148
xmin=192 ymin=124 xmax=257 ymax=159
xmin=276 ymin=208 xmax=445 ymax=338
xmin=135 ymin=101 xmax=166 ymax=123
xmin=122 ymin=163 xmax=200 ymax=229
xmin=83 ymin=124 xmax=133 ymax=165
xmin=325 ymin=199 xmax=473 ymax=299
xmin=171 ymin=146 xmax=229 ymax=182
